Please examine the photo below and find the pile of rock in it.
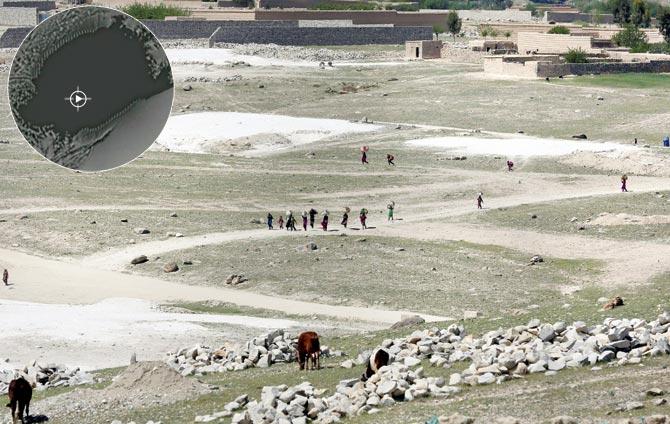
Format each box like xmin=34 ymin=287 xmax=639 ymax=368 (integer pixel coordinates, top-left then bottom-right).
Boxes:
xmin=0 ymin=361 xmax=94 ymax=394
xmin=228 ymin=363 xmax=457 ymax=424
xmin=183 ymin=75 xmax=242 ymax=83
xmin=370 ymin=313 xmax=670 ymax=387
xmin=215 ymin=43 xmax=402 ymax=62
xmin=165 ymin=330 xmax=337 ymax=376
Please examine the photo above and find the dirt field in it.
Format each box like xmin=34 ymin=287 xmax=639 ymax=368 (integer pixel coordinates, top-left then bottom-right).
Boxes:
xmin=1 ymin=40 xmax=670 ymax=424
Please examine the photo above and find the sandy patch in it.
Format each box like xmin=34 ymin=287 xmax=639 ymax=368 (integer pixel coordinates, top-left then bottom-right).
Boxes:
xmin=406 ymin=135 xmax=637 ymax=157
xmin=590 ymin=212 xmax=670 ymax=226
xmin=155 ymin=112 xmax=382 ymax=155
xmin=166 ymin=48 xmax=408 ymax=69
xmin=0 ymin=298 xmax=302 ymax=370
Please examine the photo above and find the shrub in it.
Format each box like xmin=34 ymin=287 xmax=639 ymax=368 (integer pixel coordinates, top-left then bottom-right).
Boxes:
xmin=612 ymin=24 xmax=649 ymax=51
xmin=311 ymin=1 xmax=376 ymax=9
xmin=547 ymin=25 xmax=570 ymax=34
xmin=122 ymin=2 xmax=190 ymax=20
xmin=659 ymin=8 xmax=670 ymax=43
xmin=564 ymin=47 xmax=589 ymax=63
xmin=479 ymin=24 xmax=498 ymax=37
xmin=647 ymin=42 xmax=670 ymax=54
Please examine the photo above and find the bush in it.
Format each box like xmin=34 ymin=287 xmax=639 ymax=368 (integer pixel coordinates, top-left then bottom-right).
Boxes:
xmin=311 ymin=1 xmax=376 ymax=9
xmin=479 ymin=24 xmax=498 ymax=37
xmin=647 ymin=42 xmax=670 ymax=54
xmin=612 ymin=24 xmax=649 ymax=50
xmin=122 ymin=2 xmax=190 ymax=19
xmin=659 ymin=8 xmax=670 ymax=43
xmin=547 ymin=25 xmax=570 ymax=34
xmin=564 ymin=47 xmax=589 ymax=63
xmin=387 ymin=3 xmax=419 ymax=10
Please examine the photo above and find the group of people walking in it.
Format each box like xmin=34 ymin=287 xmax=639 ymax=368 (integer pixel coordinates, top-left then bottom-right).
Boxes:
xmin=266 ymin=203 xmax=397 ymax=232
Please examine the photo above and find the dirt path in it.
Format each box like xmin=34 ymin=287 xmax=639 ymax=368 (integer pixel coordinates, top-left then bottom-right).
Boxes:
xmin=0 ymin=248 xmax=447 ymax=324
xmin=77 ymin=174 xmax=670 ymax=286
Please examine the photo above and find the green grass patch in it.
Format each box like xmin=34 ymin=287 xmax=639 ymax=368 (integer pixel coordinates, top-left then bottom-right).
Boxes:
xmin=553 ymin=73 xmax=670 ymax=89
xmin=121 ymin=2 xmax=190 ymax=20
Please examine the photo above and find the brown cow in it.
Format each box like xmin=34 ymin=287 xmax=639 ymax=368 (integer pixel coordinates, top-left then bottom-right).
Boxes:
xmin=361 ymin=348 xmax=390 ymax=381
xmin=296 ymin=331 xmax=321 ymax=371
xmin=6 ymin=377 xmax=32 ymax=424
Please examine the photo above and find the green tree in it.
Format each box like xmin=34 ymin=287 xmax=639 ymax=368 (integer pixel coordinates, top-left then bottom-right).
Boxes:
xmin=610 ymin=0 xmax=632 ymax=25
xmin=548 ymin=25 xmax=571 ymax=34
xmin=659 ymin=8 xmax=670 ymax=42
xmin=612 ymin=23 xmax=649 ymax=50
xmin=446 ymin=10 xmax=462 ymax=40
xmin=433 ymin=25 xmax=445 ymax=40
xmin=631 ymin=0 xmax=651 ymax=27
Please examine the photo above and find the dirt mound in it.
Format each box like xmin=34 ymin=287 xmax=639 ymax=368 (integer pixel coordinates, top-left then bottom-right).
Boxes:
xmin=37 ymin=362 xmax=210 ymax=419
xmin=109 ymin=361 xmax=207 ymax=396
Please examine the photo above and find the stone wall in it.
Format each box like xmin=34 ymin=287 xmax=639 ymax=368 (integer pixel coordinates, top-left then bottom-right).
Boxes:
xmin=0 ymin=6 xmax=36 ymax=25
xmin=254 ymin=9 xmax=532 ymax=26
xmin=142 ymin=19 xmax=298 ymax=39
xmin=455 ymin=9 xmax=532 ymax=22
xmin=0 ymin=26 xmax=31 ymax=48
xmin=209 ymin=25 xmax=433 ymax=45
xmin=544 ymin=11 xmax=614 ymax=24
xmin=517 ymin=32 xmax=596 ymax=54
xmin=536 ymin=60 xmax=670 ymax=77
xmin=258 ymin=0 xmax=353 ymax=8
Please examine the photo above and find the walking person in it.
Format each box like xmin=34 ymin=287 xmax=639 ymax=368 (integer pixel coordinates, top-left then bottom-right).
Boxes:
xmin=621 ymin=174 xmax=628 ymax=192
xmin=477 ymin=192 xmax=484 ymax=209
xmin=387 ymin=201 xmax=395 ymax=222
xmin=361 ymin=146 xmax=369 ymax=164
xmin=2 ymin=268 xmax=8 ymax=286
xmin=360 ymin=208 xmax=368 ymax=229
xmin=267 ymin=213 xmax=274 ymax=230
xmin=321 ymin=210 xmax=329 ymax=232
xmin=309 ymin=208 xmax=317 ymax=229
xmin=387 ymin=154 xmax=395 ymax=166
xmin=278 ymin=215 xmax=284 ymax=230
xmin=341 ymin=207 xmax=349 ymax=229
xmin=302 ymin=210 xmax=308 ymax=231
xmin=286 ymin=211 xmax=294 ymax=231
xmin=507 ymin=160 xmax=514 ymax=171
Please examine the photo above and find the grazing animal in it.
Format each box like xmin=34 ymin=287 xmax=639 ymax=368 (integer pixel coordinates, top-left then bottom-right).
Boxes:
xmin=361 ymin=348 xmax=390 ymax=381
xmin=603 ymin=296 xmax=624 ymax=310
xmin=296 ymin=331 xmax=321 ymax=370
xmin=6 ymin=377 xmax=32 ymax=424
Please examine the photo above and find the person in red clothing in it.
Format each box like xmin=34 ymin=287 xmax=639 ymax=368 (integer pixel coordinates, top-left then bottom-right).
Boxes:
xmin=621 ymin=174 xmax=628 ymax=192
xmin=361 ymin=146 xmax=369 ymax=164
xmin=277 ymin=215 xmax=284 ymax=230
xmin=359 ymin=208 xmax=368 ymax=229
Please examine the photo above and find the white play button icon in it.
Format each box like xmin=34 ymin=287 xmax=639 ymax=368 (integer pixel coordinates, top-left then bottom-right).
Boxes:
xmin=67 ymin=87 xmax=91 ymax=111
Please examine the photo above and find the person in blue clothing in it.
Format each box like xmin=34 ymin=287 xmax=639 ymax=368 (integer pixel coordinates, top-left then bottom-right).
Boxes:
xmin=267 ymin=213 xmax=273 ymax=230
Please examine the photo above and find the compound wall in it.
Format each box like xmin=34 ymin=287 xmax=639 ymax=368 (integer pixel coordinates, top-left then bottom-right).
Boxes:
xmin=0 ymin=6 xmax=36 ymax=25
xmin=536 ymin=60 xmax=670 ymax=77
xmin=544 ymin=11 xmax=614 ymax=24
xmin=517 ymin=32 xmax=595 ymax=54
xmin=254 ymin=9 xmax=532 ymax=26
xmin=142 ymin=19 xmax=297 ymax=39
xmin=210 ymin=25 xmax=433 ymax=45
xmin=0 ymin=25 xmax=31 ymax=47
xmin=1 ymin=0 xmax=54 ymax=11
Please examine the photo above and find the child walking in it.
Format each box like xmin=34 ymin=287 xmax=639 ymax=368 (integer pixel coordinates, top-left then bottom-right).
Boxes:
xmin=321 ymin=210 xmax=329 ymax=231
xmin=278 ymin=215 xmax=284 ymax=230
xmin=360 ymin=208 xmax=368 ymax=229
xmin=267 ymin=213 xmax=274 ymax=230
xmin=477 ymin=193 xmax=484 ymax=209
xmin=387 ymin=201 xmax=395 ymax=221
xmin=341 ymin=207 xmax=349 ymax=229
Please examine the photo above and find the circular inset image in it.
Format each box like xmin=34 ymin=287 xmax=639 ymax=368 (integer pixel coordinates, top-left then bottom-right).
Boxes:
xmin=8 ymin=6 xmax=174 ymax=171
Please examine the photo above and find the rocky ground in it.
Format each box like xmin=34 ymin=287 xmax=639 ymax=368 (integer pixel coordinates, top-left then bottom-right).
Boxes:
xmin=1 ymin=42 xmax=670 ymax=424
